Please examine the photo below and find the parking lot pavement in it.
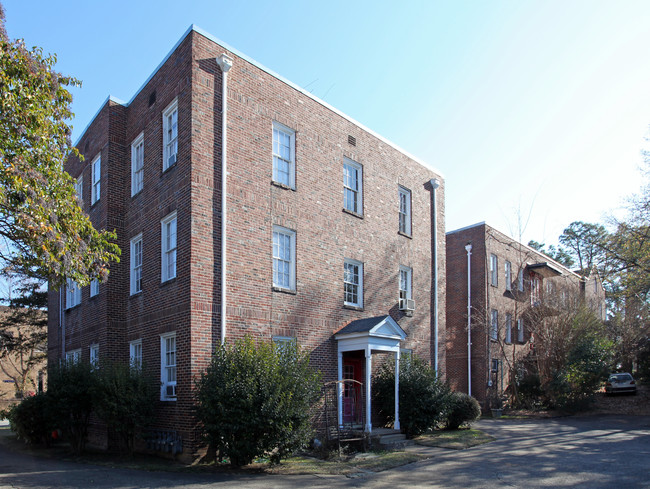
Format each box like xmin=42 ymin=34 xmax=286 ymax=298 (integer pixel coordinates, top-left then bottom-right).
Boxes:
xmin=1 ymin=415 xmax=649 ymax=488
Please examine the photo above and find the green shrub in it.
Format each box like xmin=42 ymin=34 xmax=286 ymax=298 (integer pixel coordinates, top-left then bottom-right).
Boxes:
xmin=195 ymin=337 xmax=322 ymax=467
xmin=48 ymin=361 xmax=97 ymax=454
xmin=6 ymin=393 xmax=56 ymax=445
xmin=445 ymin=392 xmax=481 ymax=430
xmin=94 ymin=363 xmax=157 ymax=454
xmin=373 ymin=355 xmax=452 ymax=437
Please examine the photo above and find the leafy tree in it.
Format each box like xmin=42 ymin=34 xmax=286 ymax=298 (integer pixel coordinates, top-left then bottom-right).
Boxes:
xmin=558 ymin=221 xmax=608 ymax=275
xmin=5 ymin=392 xmax=56 ymax=446
xmin=0 ymin=282 xmax=46 ymax=397
xmin=0 ymin=5 xmax=119 ymax=286
xmin=195 ymin=337 xmax=321 ymax=467
xmin=373 ymin=355 xmax=452 ymax=437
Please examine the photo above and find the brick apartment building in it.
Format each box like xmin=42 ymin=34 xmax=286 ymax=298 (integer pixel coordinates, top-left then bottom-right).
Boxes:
xmin=47 ymin=26 xmax=446 ymax=455
xmin=445 ymin=222 xmax=606 ymax=408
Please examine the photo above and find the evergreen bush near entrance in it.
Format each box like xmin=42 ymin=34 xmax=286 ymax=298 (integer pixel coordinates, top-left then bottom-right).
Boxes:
xmin=195 ymin=337 xmax=322 ymax=467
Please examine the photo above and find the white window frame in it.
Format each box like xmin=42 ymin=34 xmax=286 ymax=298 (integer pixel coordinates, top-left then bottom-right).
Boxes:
xmin=490 ymin=309 xmax=498 ymax=340
xmin=517 ymin=318 xmax=524 ymax=343
xmin=90 ymin=279 xmax=99 ymax=298
xmin=272 ymin=226 xmax=296 ymax=291
xmin=343 ymin=158 xmax=363 ymax=215
xmin=74 ymin=175 xmax=83 ymax=203
xmin=65 ymin=279 xmax=81 ymax=309
xmin=518 ymin=268 xmax=524 ymax=291
xmin=161 ymin=212 xmax=177 ymax=282
xmin=399 ymin=265 xmax=412 ymax=301
xmin=129 ymin=339 xmax=142 ymax=370
xmin=505 ymin=261 xmax=512 ymax=291
xmin=398 ymin=186 xmax=412 ymax=235
xmin=272 ymin=122 xmax=295 ymax=188
xmin=89 ymin=344 xmax=99 ymax=367
xmin=131 ymin=132 xmax=144 ymax=196
xmin=344 ymin=258 xmax=364 ymax=308
xmin=489 ymin=254 xmax=498 ymax=286
xmin=91 ymin=154 xmax=101 ymax=204
xmin=160 ymin=332 xmax=177 ymax=401
xmin=505 ymin=313 xmax=512 ymax=343
xmin=162 ymin=99 xmax=178 ymax=171
xmin=130 ymin=233 xmax=143 ymax=294
xmin=65 ymin=349 xmax=81 ymax=365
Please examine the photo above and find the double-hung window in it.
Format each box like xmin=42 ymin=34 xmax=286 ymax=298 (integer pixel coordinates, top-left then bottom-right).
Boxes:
xmin=163 ymin=99 xmax=178 ymax=171
xmin=65 ymin=279 xmax=81 ymax=309
xmin=517 ymin=318 xmax=524 ymax=343
xmin=160 ymin=332 xmax=177 ymax=400
xmin=505 ymin=313 xmax=512 ymax=343
xmin=131 ymin=233 xmax=143 ymax=294
xmin=91 ymin=154 xmax=101 ymax=204
xmin=66 ymin=349 xmax=81 ymax=365
xmin=90 ymin=279 xmax=99 ymax=298
xmin=74 ymin=175 xmax=83 ymax=203
xmin=89 ymin=344 xmax=99 ymax=367
xmin=130 ymin=339 xmax=142 ymax=370
xmin=131 ymin=132 xmax=144 ymax=196
xmin=344 ymin=258 xmax=363 ymax=307
xmin=489 ymin=254 xmax=498 ymax=286
xmin=518 ymin=269 xmax=524 ymax=291
xmin=398 ymin=186 xmax=412 ymax=235
xmin=272 ymin=226 xmax=296 ymax=291
xmin=505 ymin=261 xmax=512 ymax=291
xmin=399 ymin=265 xmax=412 ymax=304
xmin=161 ymin=212 xmax=177 ymax=282
xmin=490 ymin=309 xmax=498 ymax=340
xmin=343 ymin=158 xmax=362 ymax=215
xmin=272 ymin=122 xmax=295 ymax=188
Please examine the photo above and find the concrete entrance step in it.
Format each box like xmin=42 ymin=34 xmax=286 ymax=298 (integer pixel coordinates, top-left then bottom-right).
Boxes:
xmin=368 ymin=429 xmax=414 ymax=450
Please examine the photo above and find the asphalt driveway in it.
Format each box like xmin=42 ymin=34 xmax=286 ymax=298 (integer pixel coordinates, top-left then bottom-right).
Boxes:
xmin=1 ymin=415 xmax=649 ymax=488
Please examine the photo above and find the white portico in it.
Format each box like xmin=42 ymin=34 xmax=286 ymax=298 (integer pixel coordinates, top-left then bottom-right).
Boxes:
xmin=334 ymin=315 xmax=407 ymax=433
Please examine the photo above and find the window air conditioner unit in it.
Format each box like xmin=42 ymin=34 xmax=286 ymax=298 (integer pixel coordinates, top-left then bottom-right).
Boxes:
xmin=399 ymin=298 xmax=415 ymax=311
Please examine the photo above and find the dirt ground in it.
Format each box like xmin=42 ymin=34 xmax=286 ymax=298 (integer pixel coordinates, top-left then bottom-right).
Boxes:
xmin=588 ymin=382 xmax=650 ymax=416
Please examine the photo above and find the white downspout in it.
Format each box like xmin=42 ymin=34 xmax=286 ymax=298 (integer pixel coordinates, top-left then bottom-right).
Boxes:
xmin=465 ymin=243 xmax=472 ymax=396
xmin=429 ymin=178 xmax=440 ymax=375
xmin=216 ymin=53 xmax=233 ymax=345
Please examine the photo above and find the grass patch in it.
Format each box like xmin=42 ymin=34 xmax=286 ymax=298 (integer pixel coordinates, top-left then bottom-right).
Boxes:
xmin=414 ymin=428 xmax=494 ymax=449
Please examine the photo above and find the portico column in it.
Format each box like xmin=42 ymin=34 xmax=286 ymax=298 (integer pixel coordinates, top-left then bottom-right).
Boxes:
xmin=394 ymin=349 xmax=400 ymax=430
xmin=337 ymin=351 xmax=343 ymax=428
xmin=365 ymin=348 xmax=372 ymax=433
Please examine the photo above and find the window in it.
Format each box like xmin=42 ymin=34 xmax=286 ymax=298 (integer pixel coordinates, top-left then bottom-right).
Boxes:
xmin=74 ymin=175 xmax=83 ymax=202
xmin=343 ymin=158 xmax=362 ymax=214
xmin=272 ymin=336 xmax=296 ymax=353
xmin=160 ymin=333 xmax=177 ymax=400
xmin=489 ymin=254 xmax=498 ymax=286
xmin=131 ymin=132 xmax=144 ymax=196
xmin=518 ymin=269 xmax=524 ymax=291
xmin=344 ymin=258 xmax=363 ymax=307
xmin=531 ymin=275 xmax=541 ymax=305
xmin=89 ymin=344 xmax=99 ymax=367
xmin=272 ymin=122 xmax=295 ymax=188
xmin=517 ymin=318 xmax=524 ymax=343
xmin=130 ymin=339 xmax=142 ymax=369
xmin=272 ymin=226 xmax=296 ymax=290
xmin=65 ymin=279 xmax=81 ymax=309
xmin=91 ymin=154 xmax=101 ymax=204
xmin=90 ymin=279 xmax=99 ymax=298
xmin=163 ymin=99 xmax=178 ymax=171
xmin=65 ymin=349 xmax=81 ymax=364
xmin=130 ymin=233 xmax=143 ymax=294
xmin=398 ymin=186 xmax=412 ymax=235
xmin=505 ymin=313 xmax=512 ymax=343
xmin=399 ymin=265 xmax=412 ymax=301
xmin=505 ymin=261 xmax=512 ymax=291
xmin=490 ymin=309 xmax=498 ymax=340
xmin=161 ymin=212 xmax=177 ymax=282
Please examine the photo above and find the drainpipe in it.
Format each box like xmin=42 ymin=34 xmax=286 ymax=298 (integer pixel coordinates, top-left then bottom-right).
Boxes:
xmin=429 ymin=178 xmax=440 ymax=376
xmin=216 ymin=53 xmax=233 ymax=345
xmin=465 ymin=243 xmax=472 ymax=396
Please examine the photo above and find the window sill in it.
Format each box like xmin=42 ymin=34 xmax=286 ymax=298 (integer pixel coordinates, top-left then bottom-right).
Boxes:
xmin=160 ymin=398 xmax=177 ymax=403
xmin=344 ymin=304 xmax=364 ymax=311
xmin=162 ymin=161 xmax=177 ymax=175
xmin=272 ymin=286 xmax=297 ymax=295
xmin=398 ymin=230 xmax=412 ymax=239
xmin=130 ymin=291 xmax=143 ymax=298
xmin=343 ymin=208 xmax=364 ymax=219
xmin=65 ymin=304 xmax=81 ymax=312
xmin=160 ymin=277 xmax=177 ymax=287
xmin=271 ymin=181 xmax=296 ymax=191
xmin=131 ymin=189 xmax=143 ymax=199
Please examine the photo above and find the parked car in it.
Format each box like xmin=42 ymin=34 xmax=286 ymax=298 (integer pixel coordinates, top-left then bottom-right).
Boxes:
xmin=605 ymin=373 xmax=637 ymax=395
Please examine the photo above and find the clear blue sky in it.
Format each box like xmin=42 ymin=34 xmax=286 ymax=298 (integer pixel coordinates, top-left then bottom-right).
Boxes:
xmin=4 ymin=0 xmax=650 ymax=246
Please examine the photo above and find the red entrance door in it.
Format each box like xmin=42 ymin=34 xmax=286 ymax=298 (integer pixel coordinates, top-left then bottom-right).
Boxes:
xmin=342 ymin=358 xmax=363 ymax=424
